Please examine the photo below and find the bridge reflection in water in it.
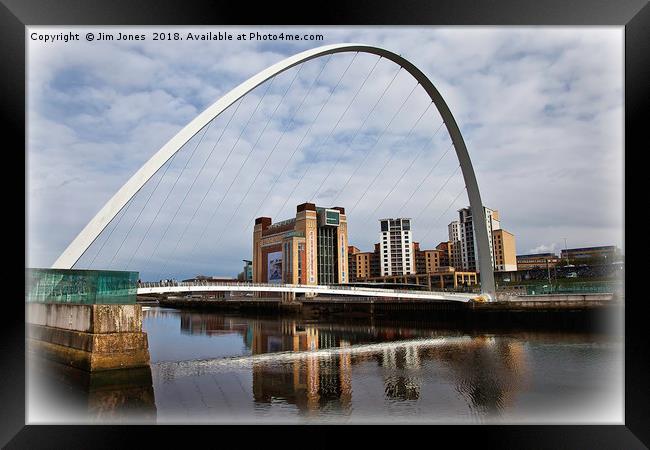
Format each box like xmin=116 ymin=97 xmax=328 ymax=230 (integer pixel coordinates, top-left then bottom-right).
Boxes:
xmin=150 ymin=308 xmax=537 ymax=422
xmin=30 ymin=307 xmax=620 ymax=424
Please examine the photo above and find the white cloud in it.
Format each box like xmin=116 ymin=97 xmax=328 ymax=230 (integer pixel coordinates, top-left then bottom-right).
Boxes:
xmin=26 ymin=26 xmax=624 ymax=279
xmin=528 ymin=243 xmax=558 ymax=254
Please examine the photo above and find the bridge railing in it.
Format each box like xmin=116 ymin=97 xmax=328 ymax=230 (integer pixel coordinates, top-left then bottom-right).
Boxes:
xmin=137 ymin=280 xmax=472 ymax=297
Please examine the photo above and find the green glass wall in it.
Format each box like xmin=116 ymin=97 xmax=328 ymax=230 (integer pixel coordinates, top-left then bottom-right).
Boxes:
xmin=317 ymin=226 xmax=338 ymax=284
xmin=26 ymin=268 xmax=139 ymax=304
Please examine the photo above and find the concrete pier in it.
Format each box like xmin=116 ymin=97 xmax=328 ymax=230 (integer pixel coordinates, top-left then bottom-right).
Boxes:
xmin=29 ymin=356 xmax=156 ymax=423
xmin=27 ymin=303 xmax=151 ymax=372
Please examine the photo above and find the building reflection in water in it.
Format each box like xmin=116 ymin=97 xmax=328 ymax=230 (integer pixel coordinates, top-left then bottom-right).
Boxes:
xmin=418 ymin=337 xmax=529 ymax=415
xmin=249 ymin=320 xmax=352 ymax=416
xmin=167 ymin=309 xmax=531 ymax=417
xmin=380 ymin=345 xmax=422 ymax=401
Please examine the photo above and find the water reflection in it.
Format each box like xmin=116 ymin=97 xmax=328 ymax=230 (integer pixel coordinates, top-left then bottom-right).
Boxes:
xmin=145 ymin=308 xmax=549 ymax=420
xmin=28 ymin=357 xmax=157 ymax=424
xmin=417 ymin=338 xmax=530 ymax=417
xmin=30 ymin=307 xmax=620 ymax=424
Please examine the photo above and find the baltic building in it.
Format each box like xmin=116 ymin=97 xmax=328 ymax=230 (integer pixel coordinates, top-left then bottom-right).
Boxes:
xmin=252 ymin=203 xmax=348 ymax=285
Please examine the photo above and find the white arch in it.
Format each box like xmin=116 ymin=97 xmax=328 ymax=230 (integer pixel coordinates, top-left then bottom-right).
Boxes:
xmin=52 ymin=43 xmax=495 ymax=299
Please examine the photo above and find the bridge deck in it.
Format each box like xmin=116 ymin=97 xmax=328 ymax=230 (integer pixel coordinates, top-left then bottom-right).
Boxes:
xmin=137 ymin=282 xmax=478 ymax=302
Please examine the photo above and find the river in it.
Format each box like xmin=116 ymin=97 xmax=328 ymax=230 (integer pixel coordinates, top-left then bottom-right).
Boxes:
xmin=28 ymin=305 xmax=623 ymax=424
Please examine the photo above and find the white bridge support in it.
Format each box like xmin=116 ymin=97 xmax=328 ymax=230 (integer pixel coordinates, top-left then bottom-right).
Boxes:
xmin=53 ymin=43 xmax=495 ymax=300
xmin=137 ymin=282 xmax=480 ymax=303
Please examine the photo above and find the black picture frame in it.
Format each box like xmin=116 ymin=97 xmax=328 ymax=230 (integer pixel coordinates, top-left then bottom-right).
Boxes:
xmin=4 ymin=0 xmax=647 ymax=447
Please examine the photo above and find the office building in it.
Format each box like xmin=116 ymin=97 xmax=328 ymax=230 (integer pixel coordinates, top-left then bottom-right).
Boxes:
xmin=516 ymin=253 xmax=560 ymax=270
xmin=253 ymin=202 xmax=348 ymax=285
xmin=379 ymin=218 xmax=415 ymax=276
xmin=241 ymin=260 xmax=253 ymax=281
xmin=448 ymin=221 xmax=461 ymax=242
xmin=560 ymin=246 xmax=621 ymax=263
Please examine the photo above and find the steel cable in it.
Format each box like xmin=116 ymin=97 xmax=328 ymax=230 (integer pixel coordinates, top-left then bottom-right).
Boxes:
xmin=334 ymin=81 xmax=421 ymax=211
xmin=273 ymin=53 xmax=361 ymax=219
xmin=109 ymin=152 xmax=179 ymax=269
xmin=164 ymin=64 xmax=304 ymax=273
xmin=122 ymin=139 xmax=199 ymax=272
xmin=419 ymin=185 xmax=467 ymax=246
xmin=360 ymin=118 xmax=445 ymax=228
xmin=238 ymin=55 xmax=334 ymax=233
xmin=307 ymin=61 xmax=402 ymax=203
xmin=137 ymin=123 xmax=213 ymax=272
xmin=413 ymin=164 xmax=461 ymax=223
xmin=396 ymin=143 xmax=453 ymax=216
xmin=86 ymin=194 xmax=134 ymax=268
xmin=347 ymin=99 xmax=432 ymax=216
xmin=151 ymin=78 xmax=275 ymax=277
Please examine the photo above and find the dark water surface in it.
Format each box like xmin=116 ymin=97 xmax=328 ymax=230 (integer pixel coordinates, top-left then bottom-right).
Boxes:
xmin=28 ymin=306 xmax=623 ymax=424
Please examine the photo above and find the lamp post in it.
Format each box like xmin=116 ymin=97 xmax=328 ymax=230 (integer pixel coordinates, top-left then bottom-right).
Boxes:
xmin=563 ymin=238 xmax=570 ymax=266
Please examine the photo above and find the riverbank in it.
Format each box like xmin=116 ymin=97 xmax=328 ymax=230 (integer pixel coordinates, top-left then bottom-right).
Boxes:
xmin=152 ymin=293 xmax=621 ymax=333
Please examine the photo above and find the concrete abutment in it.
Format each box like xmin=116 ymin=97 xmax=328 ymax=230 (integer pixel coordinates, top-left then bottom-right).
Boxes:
xmin=27 ymin=303 xmax=151 ymax=372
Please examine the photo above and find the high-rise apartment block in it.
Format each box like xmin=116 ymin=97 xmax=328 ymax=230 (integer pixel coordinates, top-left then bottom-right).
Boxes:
xmin=379 ymin=218 xmax=415 ymax=276
xmin=448 ymin=206 xmax=516 ymax=272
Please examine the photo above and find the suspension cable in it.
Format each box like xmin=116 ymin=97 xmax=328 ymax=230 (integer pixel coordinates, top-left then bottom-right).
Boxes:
xmin=235 ymin=56 xmax=335 ymax=233
xmin=164 ymin=64 xmax=304 ymax=273
xmin=348 ymin=99 xmax=432 ymax=215
xmin=298 ymin=58 xmax=381 ymax=200
xmin=124 ymin=100 xmax=243 ymax=272
xmin=144 ymin=97 xmax=247 ymax=275
xmin=396 ymin=143 xmax=453 ymax=216
xmin=419 ymin=185 xmax=466 ymax=246
xmin=177 ymin=67 xmax=310 ymax=274
xmin=273 ymin=52 xmax=361 ymax=220
xmin=122 ymin=139 xmax=197 ymax=271
xmin=413 ymin=164 xmax=461 ymax=223
xmin=206 ymin=64 xmax=311 ymax=252
xmin=308 ymin=59 xmax=401 ymax=203
xmin=337 ymin=80 xmax=421 ymax=213
xmin=361 ymin=118 xmax=445 ymax=227
xmin=107 ymin=153 xmax=177 ymax=269
xmin=185 ymin=54 xmax=354 ymax=273
xmin=86 ymin=194 xmax=135 ymax=268
xmin=137 ymin=123 xmax=213 ymax=272
xmin=152 ymin=77 xmax=275 ymax=278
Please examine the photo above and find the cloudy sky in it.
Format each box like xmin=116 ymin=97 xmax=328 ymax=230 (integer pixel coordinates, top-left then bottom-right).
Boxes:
xmin=27 ymin=26 xmax=624 ymax=280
